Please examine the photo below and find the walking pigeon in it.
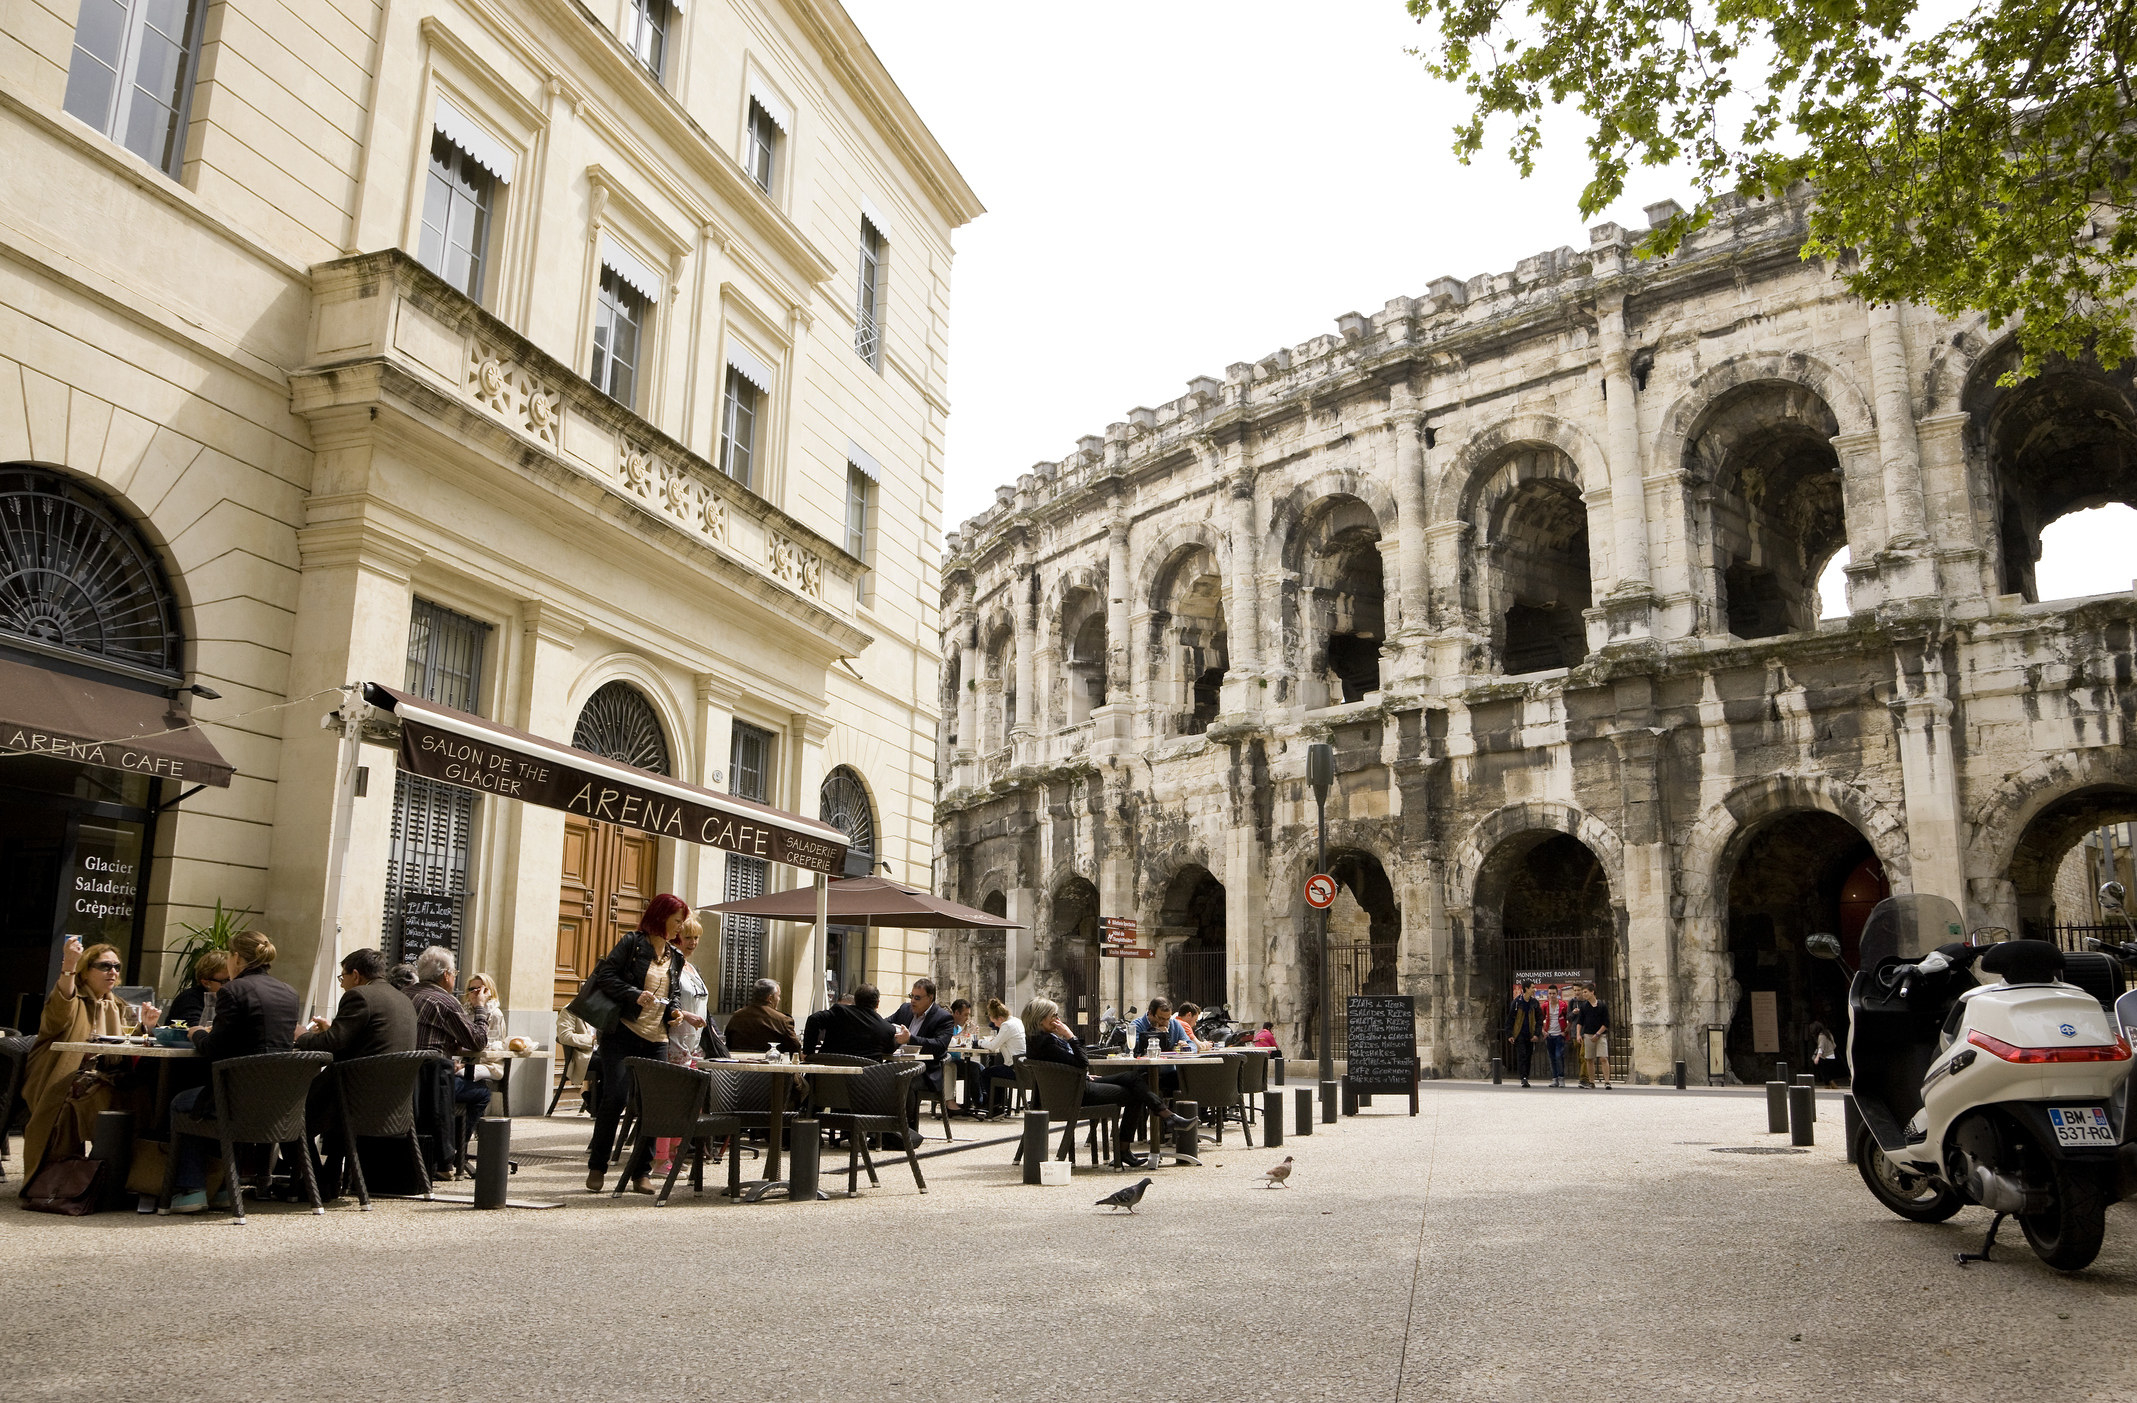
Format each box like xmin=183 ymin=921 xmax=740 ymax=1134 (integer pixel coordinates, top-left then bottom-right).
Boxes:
xmin=1261 ymin=1156 xmax=1294 ymax=1188
xmin=1096 ymin=1177 xmax=1153 ymax=1213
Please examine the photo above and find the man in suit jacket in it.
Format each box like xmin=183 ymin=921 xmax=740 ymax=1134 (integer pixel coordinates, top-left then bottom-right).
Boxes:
xmin=297 ymin=947 xmax=419 ymax=1196
xmin=890 ymin=977 xmax=957 ymax=1098
xmin=804 ymin=983 xmax=899 ymax=1060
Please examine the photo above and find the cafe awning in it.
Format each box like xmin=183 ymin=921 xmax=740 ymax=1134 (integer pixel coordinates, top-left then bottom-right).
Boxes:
xmin=0 ymin=657 xmax=234 ymax=787
xmin=701 ymin=875 xmax=1021 ymax=929
xmin=361 ymin=682 xmax=849 ymax=874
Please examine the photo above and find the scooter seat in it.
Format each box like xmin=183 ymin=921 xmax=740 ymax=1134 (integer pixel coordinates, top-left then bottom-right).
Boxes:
xmin=1979 ymin=939 xmax=2064 ymax=985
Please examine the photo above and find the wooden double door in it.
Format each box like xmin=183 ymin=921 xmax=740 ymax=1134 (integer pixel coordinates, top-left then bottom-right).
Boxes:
xmin=555 ymin=814 xmax=661 ymax=1007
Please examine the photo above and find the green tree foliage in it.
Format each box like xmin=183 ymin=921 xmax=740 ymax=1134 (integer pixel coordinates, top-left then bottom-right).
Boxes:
xmin=1405 ymin=0 xmax=2137 ymax=374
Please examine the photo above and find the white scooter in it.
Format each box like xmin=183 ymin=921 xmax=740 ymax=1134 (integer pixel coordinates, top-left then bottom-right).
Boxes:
xmin=1840 ymin=894 xmax=2137 ymax=1270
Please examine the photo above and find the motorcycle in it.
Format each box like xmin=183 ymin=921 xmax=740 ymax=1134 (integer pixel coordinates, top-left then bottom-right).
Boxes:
xmin=1837 ymin=893 xmax=2137 ymax=1270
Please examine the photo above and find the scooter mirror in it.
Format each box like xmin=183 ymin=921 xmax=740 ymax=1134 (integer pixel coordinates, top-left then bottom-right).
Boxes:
xmin=1805 ymin=933 xmax=1843 ymax=961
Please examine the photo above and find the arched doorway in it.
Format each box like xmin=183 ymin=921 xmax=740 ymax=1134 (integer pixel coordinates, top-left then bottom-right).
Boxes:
xmin=819 ymin=765 xmax=876 ymax=996
xmin=553 ymin=680 xmax=671 ymax=1005
xmin=1721 ymin=811 xmax=1881 ymax=1083
xmin=0 ymin=465 xmax=186 ymax=1026
xmin=1476 ymin=832 xmax=1623 ymax=1078
xmin=1047 ymin=876 xmax=1100 ymax=1035
xmin=2006 ymin=785 xmax=2137 ymax=942
xmin=1323 ymin=849 xmax=1400 ymax=1051
xmin=1159 ymin=865 xmax=1227 ymax=1011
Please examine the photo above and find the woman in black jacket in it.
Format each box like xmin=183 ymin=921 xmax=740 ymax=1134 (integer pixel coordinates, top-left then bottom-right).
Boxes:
xmin=584 ymin=893 xmax=690 ymax=1192
xmin=167 ymin=930 xmax=301 ymax=1213
xmin=1021 ymin=997 xmax=1190 ymax=1169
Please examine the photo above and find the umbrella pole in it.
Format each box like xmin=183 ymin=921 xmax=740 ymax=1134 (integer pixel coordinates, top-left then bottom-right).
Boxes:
xmin=312 ymin=686 xmax=366 ymax=1021
xmin=808 ymin=873 xmax=828 ymax=1019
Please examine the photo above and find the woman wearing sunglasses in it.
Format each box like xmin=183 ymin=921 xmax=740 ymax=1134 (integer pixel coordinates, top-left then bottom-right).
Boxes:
xmin=19 ymin=934 xmax=159 ymax=1184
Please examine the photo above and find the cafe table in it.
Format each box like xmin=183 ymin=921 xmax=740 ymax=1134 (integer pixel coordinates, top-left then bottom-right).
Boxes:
xmin=1082 ymin=1053 xmax=1222 ymax=1167
xmin=50 ymin=1038 xmax=198 ymax=1138
xmin=483 ymin=1044 xmax=549 ymax=1117
xmin=695 ymin=1058 xmax=868 ymax=1202
xmin=943 ymin=1043 xmax=1005 ymax=1115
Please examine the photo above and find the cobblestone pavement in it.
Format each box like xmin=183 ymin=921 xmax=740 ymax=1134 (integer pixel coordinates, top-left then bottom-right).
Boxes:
xmin=2 ymin=1082 xmax=2132 ymax=1402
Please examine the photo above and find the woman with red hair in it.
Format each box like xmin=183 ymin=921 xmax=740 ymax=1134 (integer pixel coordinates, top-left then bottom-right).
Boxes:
xmin=584 ymin=892 xmax=690 ymax=1192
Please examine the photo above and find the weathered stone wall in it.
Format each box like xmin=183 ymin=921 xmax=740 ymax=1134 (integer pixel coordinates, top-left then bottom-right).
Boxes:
xmin=935 ymin=192 xmax=2137 ymax=1082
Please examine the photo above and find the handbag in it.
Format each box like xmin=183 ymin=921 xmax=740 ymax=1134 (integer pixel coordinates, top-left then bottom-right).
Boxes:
xmin=22 ymin=1151 xmax=106 ymax=1215
xmin=564 ymin=976 xmax=624 ymax=1037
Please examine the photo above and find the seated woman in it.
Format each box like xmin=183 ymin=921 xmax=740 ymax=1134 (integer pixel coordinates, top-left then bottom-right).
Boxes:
xmin=161 ymin=951 xmax=231 ymax=1032
xmin=965 ymin=997 xmax=1025 ymax=1116
xmin=166 ymin=929 xmax=300 ymax=1213
xmin=1022 ymin=997 xmax=1189 ymax=1169
xmin=20 ymin=935 xmax=159 ymax=1183
xmin=461 ymin=970 xmax=507 ymax=1086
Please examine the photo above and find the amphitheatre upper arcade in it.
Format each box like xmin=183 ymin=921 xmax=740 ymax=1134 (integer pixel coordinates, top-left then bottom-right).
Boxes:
xmin=933 ymin=190 xmax=2137 ymax=1083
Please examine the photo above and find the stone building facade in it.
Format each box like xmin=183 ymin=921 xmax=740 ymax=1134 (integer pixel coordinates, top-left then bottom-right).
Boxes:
xmin=0 ymin=0 xmax=977 ymax=1057
xmin=935 ymin=193 xmax=2137 ymax=1084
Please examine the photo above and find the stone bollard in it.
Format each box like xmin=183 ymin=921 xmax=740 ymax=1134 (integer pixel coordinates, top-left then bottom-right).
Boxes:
xmin=1172 ymin=1100 xmax=1201 ymax=1160
xmin=1319 ymin=1080 xmax=1339 ymax=1124
xmin=1021 ymin=1109 xmax=1049 ymax=1185
xmin=1765 ymin=1081 xmax=1789 ymax=1134
xmin=1264 ymin=1091 xmax=1284 ymax=1147
xmin=1491 ymin=1056 xmax=1504 ymax=1085
xmin=788 ymin=1119 xmax=822 ymax=1200
xmin=1787 ymin=1085 xmax=1815 ymax=1147
xmin=1295 ymin=1087 xmax=1314 ymax=1136
xmin=474 ymin=1117 xmax=510 ymax=1209
xmin=1795 ymin=1074 xmax=1817 ymax=1120
xmin=1774 ymin=1060 xmax=1790 ymax=1084
xmin=1842 ymin=1095 xmax=1863 ymax=1164
xmin=1273 ymin=1055 xmax=1285 ymax=1087
xmin=1674 ymin=1060 xmax=1687 ymax=1091
xmin=1341 ymin=1078 xmax=1358 ymax=1116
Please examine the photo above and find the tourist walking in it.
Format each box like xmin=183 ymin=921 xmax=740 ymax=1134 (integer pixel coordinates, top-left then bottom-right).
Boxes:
xmin=1540 ymin=983 xmax=1570 ymax=1087
xmin=1577 ymin=984 xmax=1612 ymax=1089
xmin=583 ymin=892 xmax=689 ymax=1193
xmin=1506 ymin=980 xmax=1542 ymax=1088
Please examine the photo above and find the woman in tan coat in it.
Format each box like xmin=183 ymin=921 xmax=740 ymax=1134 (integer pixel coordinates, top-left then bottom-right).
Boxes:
xmin=20 ymin=935 xmax=158 ymax=1182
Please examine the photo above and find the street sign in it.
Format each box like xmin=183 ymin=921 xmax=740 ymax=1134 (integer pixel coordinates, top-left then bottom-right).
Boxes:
xmin=1304 ymin=873 xmax=1337 ymax=909
xmin=1101 ymin=932 xmax=1136 ymax=946
xmin=1101 ymin=947 xmax=1155 ymax=958
xmin=1100 ymin=917 xmax=1137 ymax=932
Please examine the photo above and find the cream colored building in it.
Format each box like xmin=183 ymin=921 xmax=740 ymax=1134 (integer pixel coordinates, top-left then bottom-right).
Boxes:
xmin=0 ymin=0 xmax=978 ymax=1059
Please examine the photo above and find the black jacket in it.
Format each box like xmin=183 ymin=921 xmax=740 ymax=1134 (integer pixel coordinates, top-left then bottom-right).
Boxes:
xmin=163 ymin=984 xmax=212 ymax=1030
xmin=189 ymin=964 xmax=301 ymax=1112
xmin=890 ymin=1000 xmax=956 ymax=1061
xmin=591 ymin=932 xmax=683 ymax=1038
xmin=804 ymin=1002 xmax=898 ymax=1060
xmin=1026 ymin=1030 xmax=1091 ymax=1070
xmin=298 ymin=980 xmax=418 ymax=1061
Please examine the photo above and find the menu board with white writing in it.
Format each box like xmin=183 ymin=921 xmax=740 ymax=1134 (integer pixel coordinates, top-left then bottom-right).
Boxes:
xmin=1345 ymin=994 xmax=1418 ymax=1094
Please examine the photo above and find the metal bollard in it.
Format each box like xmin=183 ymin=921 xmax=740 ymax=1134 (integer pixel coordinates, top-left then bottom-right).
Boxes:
xmin=1172 ymin=1100 xmax=1200 ymax=1159
xmin=88 ymin=1109 xmax=135 ymax=1213
xmin=1774 ymin=1060 xmax=1790 ymax=1084
xmin=1341 ymin=1078 xmax=1358 ymax=1116
xmin=1491 ymin=1056 xmax=1504 ymax=1085
xmin=788 ymin=1118 xmax=822 ymax=1200
xmin=1319 ymin=1080 xmax=1339 ymax=1125
xmin=1021 ymin=1109 xmax=1049 ymax=1185
xmin=1794 ymin=1074 xmax=1817 ymax=1121
xmin=1787 ymin=1085 xmax=1815 ymax=1147
xmin=1273 ymin=1054 xmax=1286 ymax=1087
xmin=1765 ymin=1081 xmax=1789 ymax=1134
xmin=1673 ymin=1060 xmax=1687 ymax=1091
xmin=1263 ymin=1091 xmax=1284 ymax=1147
xmin=474 ymin=1117 xmax=510 ymax=1209
xmin=1842 ymin=1095 xmax=1863 ymax=1164
xmin=1295 ymin=1087 xmax=1314 ymax=1136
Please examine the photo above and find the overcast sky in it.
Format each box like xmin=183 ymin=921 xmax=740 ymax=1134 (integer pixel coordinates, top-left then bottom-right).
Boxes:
xmin=842 ymin=0 xmax=2131 ymax=606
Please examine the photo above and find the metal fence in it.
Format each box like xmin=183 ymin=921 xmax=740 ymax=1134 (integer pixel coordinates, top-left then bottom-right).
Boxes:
xmin=1486 ymin=925 xmax=1633 ymax=1084
xmin=1166 ymin=948 xmax=1226 ymax=1010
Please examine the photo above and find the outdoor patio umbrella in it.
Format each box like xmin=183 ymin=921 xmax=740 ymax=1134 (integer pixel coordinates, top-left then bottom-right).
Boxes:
xmin=700 ymin=876 xmax=1021 ymax=1001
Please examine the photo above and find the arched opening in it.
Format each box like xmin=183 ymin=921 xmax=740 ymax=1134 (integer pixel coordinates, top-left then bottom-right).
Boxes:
xmin=1721 ymin=811 xmax=1880 ymax=1084
xmin=559 ymin=680 xmax=673 ymax=1005
xmin=1968 ymin=350 xmax=2137 ymax=603
xmin=1687 ymin=381 xmax=1846 ymax=640
xmin=970 ymin=889 xmax=1007 ymax=1007
xmin=1060 ymin=586 xmax=1107 ymax=726
xmin=1159 ymin=864 xmax=1226 ymax=1010
xmin=2035 ymin=505 xmax=2137 ymax=600
xmin=1150 ymin=545 xmax=1227 ymax=734
xmin=1324 ymin=849 xmax=1400 ymax=1052
xmin=1046 ymin=876 xmax=1101 ymax=1035
xmin=819 ymin=766 xmax=877 ymax=996
xmin=982 ymin=628 xmax=1015 ymax=749
xmin=1290 ymin=495 xmax=1386 ymax=707
xmin=1488 ymin=475 xmax=1591 ymax=673
xmin=2006 ymin=785 xmax=2137 ymax=943
xmin=1475 ymin=831 xmax=1621 ymax=1077
xmin=1815 ymin=545 xmax=1852 ymax=620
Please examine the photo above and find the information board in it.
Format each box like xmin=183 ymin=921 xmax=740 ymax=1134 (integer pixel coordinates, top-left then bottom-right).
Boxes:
xmin=1750 ymin=990 xmax=1780 ymax=1054
xmin=1344 ymin=994 xmax=1419 ymax=1100
xmin=399 ymin=893 xmax=459 ymax=962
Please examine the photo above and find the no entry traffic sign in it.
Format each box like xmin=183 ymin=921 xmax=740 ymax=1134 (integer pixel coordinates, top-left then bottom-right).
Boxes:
xmin=1304 ymin=873 xmax=1338 ymax=909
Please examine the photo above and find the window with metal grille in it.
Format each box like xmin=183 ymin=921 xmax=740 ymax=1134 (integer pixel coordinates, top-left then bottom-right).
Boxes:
xmin=718 ymin=719 xmax=777 ymax=1009
xmin=418 ymin=131 xmax=494 ymax=302
xmin=63 ymin=0 xmax=207 ymax=180
xmin=719 ymin=368 xmax=758 ymax=488
xmin=854 ymin=218 xmax=886 ymax=369
xmin=729 ymin=720 xmax=773 ymax=802
xmin=591 ymin=268 xmax=647 ymax=408
xmin=382 ymin=600 xmax=491 ymax=959
xmin=623 ymin=0 xmax=670 ymax=82
xmin=746 ymin=99 xmax=779 ymax=193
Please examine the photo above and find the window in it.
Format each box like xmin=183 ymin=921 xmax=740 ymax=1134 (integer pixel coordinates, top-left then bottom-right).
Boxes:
xmin=382 ymin=600 xmax=491 ymax=960
xmin=729 ymin=720 xmax=774 ymax=803
xmin=845 ymin=466 xmax=871 ymax=560
xmin=623 ymin=0 xmax=672 ymax=82
xmin=63 ymin=0 xmax=206 ymax=179
xmin=720 ymin=368 xmax=759 ymax=488
xmin=718 ymin=720 xmax=777 ymax=1012
xmin=855 ymin=218 xmax=886 ymax=368
xmin=746 ymin=99 xmax=779 ymax=193
xmin=590 ymin=268 xmax=647 ymax=407
xmin=418 ymin=132 xmax=495 ymax=301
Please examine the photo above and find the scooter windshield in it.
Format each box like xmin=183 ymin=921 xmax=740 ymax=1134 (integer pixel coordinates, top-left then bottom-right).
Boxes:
xmin=1857 ymin=893 xmax=1965 ymax=971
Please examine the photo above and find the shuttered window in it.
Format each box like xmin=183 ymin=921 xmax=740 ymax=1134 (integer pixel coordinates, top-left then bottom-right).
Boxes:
xmin=383 ymin=600 xmax=491 ymax=959
xmin=718 ymin=718 xmax=778 ymax=1011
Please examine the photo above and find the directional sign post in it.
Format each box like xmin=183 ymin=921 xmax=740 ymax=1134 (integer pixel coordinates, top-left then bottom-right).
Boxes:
xmin=1101 ymin=917 xmax=1143 ymax=1034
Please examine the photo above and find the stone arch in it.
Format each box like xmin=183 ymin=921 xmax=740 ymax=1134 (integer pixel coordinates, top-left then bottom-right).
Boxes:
xmin=1919 ymin=313 xmax=1998 ymax=418
xmin=1143 ymin=528 xmax=1229 ymax=735
xmin=1452 ymin=800 xmax=1627 ymax=921
xmin=1964 ymin=745 xmax=2137 ymax=933
xmin=1649 ymin=350 xmax=1877 ymax=477
xmin=1047 ymin=560 xmax=1109 ymax=728
xmin=562 ymin=654 xmax=691 ymax=777
xmin=1457 ymin=444 xmax=1595 ymax=672
xmin=974 ymin=605 xmax=1016 ymax=747
xmin=1156 ymin=860 xmax=1227 ymax=1010
xmin=1264 ymin=464 xmax=1399 ymax=562
xmin=1275 ymin=488 xmax=1388 ymax=707
xmin=1043 ymin=872 xmax=1101 ymax=1025
xmin=1434 ymin=413 xmax=1608 ymax=526
xmin=0 ymin=461 xmax=191 ymax=679
xmin=1132 ymin=515 xmax=1227 ymax=610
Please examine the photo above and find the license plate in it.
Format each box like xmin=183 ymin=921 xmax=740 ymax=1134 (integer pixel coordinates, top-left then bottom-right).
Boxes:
xmin=2047 ymin=1106 xmax=2115 ymax=1146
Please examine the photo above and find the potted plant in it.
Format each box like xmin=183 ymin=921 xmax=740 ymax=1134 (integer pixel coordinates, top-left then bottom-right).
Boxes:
xmin=165 ymin=899 xmax=254 ymax=995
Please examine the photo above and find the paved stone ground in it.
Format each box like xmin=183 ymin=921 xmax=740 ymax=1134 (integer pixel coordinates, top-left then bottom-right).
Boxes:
xmin=2 ymin=1082 xmax=2133 ymax=1402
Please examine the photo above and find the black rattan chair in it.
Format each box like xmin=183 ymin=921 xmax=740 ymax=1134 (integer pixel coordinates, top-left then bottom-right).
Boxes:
xmin=610 ymin=1058 xmax=745 ymax=1205
xmin=1178 ymin=1055 xmax=1253 ymax=1147
xmin=160 ymin=1051 xmax=332 ymax=1222
xmin=334 ymin=1050 xmax=444 ymax=1209
xmin=1014 ymin=1061 xmax=1121 ymax=1167
xmin=817 ymin=1060 xmax=927 ymax=1196
xmin=0 ymin=1033 xmax=33 ymax=1183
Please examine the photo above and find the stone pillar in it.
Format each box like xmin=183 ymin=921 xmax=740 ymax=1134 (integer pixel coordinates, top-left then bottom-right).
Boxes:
xmin=1867 ymin=302 xmax=1928 ymax=549
xmin=1011 ymin=552 xmax=1037 ymax=739
xmin=955 ymin=585 xmax=980 ymax=764
xmin=1596 ymin=298 xmax=1655 ymax=635
xmin=493 ymin=601 xmax=587 ymax=1029
xmin=1223 ymin=801 xmax=1265 ymax=1021
xmin=1223 ymin=455 xmax=1261 ymax=714
xmin=1896 ymin=649 xmax=1967 ymax=903
xmin=1091 ymin=504 xmax=1135 ymax=750
xmin=1391 ymin=410 xmax=1428 ymax=628
xmin=1005 ymin=886 xmax=1038 ymax=1009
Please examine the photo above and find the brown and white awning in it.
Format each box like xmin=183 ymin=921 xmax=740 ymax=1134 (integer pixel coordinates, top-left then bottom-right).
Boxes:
xmin=362 ymin=682 xmax=849 ymax=874
xmin=0 ymin=657 xmax=234 ymax=787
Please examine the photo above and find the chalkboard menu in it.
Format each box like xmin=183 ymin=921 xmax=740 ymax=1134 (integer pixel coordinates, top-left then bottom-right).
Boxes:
xmin=399 ymin=893 xmax=459 ymax=962
xmin=1345 ymin=994 xmax=1418 ymax=1095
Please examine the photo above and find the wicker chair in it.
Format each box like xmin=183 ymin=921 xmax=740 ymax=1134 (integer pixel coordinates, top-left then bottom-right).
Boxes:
xmin=816 ymin=1060 xmax=927 ymax=1196
xmin=1013 ymin=1061 xmax=1121 ymax=1167
xmin=1235 ymin=1050 xmax=1268 ymax=1122
xmin=159 ymin=1051 xmax=332 ymax=1222
xmin=0 ymin=1033 xmax=33 ymax=1183
xmin=1177 ymin=1056 xmax=1253 ymax=1147
xmin=611 ymin=1058 xmax=745 ymax=1205
xmin=333 ymin=1050 xmax=444 ymax=1209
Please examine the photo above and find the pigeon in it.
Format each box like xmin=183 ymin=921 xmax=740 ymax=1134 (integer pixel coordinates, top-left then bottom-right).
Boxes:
xmin=1096 ymin=1177 xmax=1152 ymax=1213
xmin=1261 ymin=1156 xmax=1294 ymax=1189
